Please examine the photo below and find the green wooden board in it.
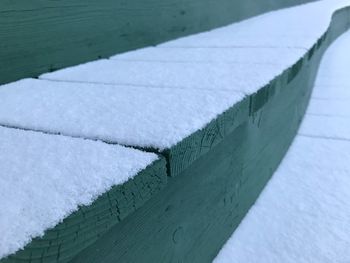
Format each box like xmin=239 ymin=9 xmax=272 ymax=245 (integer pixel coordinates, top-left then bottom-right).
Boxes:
xmin=70 ymin=58 xmax=315 ymax=263
xmin=0 ymin=0 xmax=315 ymax=85
xmin=1 ymin=3 xmax=350 ymax=263
xmin=1 ymin=158 xmax=167 ymax=263
xmin=67 ymin=7 xmax=349 ymax=262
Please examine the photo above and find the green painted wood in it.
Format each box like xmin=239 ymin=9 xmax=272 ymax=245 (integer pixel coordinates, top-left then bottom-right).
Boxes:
xmin=70 ymin=67 xmax=311 ymax=263
xmin=0 ymin=158 xmax=167 ymax=263
xmin=64 ymin=7 xmax=349 ymax=263
xmin=0 ymin=0 xmax=315 ymax=85
xmin=164 ymin=20 xmax=336 ymax=178
xmin=1 ymin=3 xmax=349 ymax=263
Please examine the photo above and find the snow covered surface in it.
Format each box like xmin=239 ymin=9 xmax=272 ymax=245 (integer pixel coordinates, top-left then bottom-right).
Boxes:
xmin=41 ymin=59 xmax=282 ymax=94
xmin=110 ymin=46 xmax=305 ymax=66
xmin=0 ymin=0 xmax=349 ymax=261
xmin=299 ymin=114 xmax=350 ymax=140
xmin=0 ymin=0 xmax=341 ymax=151
xmin=0 ymin=79 xmax=243 ymax=150
xmin=159 ymin=0 xmax=350 ymax=49
xmin=214 ymin=23 xmax=350 ymax=263
xmin=306 ymin=98 xmax=350 ymax=117
xmin=0 ymin=126 xmax=158 ymax=259
xmin=40 ymin=0 xmax=350 ymax=96
xmin=311 ymin=87 xmax=350 ymax=100
xmin=215 ymin=137 xmax=350 ymax=263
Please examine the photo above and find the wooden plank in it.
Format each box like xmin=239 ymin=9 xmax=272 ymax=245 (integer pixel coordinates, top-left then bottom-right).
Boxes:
xmin=163 ymin=16 xmax=343 ymax=179
xmin=69 ymin=64 xmax=313 ymax=263
xmin=0 ymin=0 xmax=315 ymax=84
xmin=1 ymin=158 xmax=167 ymax=263
xmin=1 ymin=3 xmax=348 ymax=263
xmin=64 ymin=8 xmax=349 ymax=262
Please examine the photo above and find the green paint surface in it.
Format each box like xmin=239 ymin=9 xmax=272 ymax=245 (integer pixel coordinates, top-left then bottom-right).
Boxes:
xmin=1 ymin=2 xmax=349 ymax=263
xmin=1 ymin=158 xmax=167 ymax=263
xmin=69 ymin=8 xmax=349 ymax=263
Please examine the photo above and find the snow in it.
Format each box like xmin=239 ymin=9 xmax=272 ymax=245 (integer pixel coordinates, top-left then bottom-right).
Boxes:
xmin=27 ymin=0 xmax=350 ymax=151
xmin=0 ymin=79 xmax=243 ymax=150
xmin=307 ymin=98 xmax=350 ymax=117
xmin=0 ymin=0 xmax=349 ymax=261
xmin=315 ymin=76 xmax=350 ymax=86
xmin=1 ymin=0 xmax=349 ymax=260
xmin=110 ymin=46 xmax=305 ymax=66
xmin=299 ymin=114 xmax=350 ymax=141
xmin=311 ymin=88 xmax=350 ymax=100
xmin=214 ymin=18 xmax=350 ymax=263
xmin=40 ymin=0 xmax=350 ymax=96
xmin=159 ymin=0 xmax=350 ymax=49
xmin=0 ymin=126 xmax=158 ymax=259
xmin=41 ymin=59 xmax=283 ymax=94
xmin=214 ymin=137 xmax=350 ymax=263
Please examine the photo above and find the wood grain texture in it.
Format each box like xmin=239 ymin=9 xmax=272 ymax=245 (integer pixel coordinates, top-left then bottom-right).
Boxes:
xmin=165 ymin=58 xmax=290 ymax=178
xmin=70 ymin=60 xmax=314 ymax=263
xmin=165 ymin=21 xmax=335 ymax=178
xmin=1 ymin=158 xmax=167 ymax=263
xmin=66 ymin=8 xmax=349 ymax=262
xmin=1 ymin=3 xmax=349 ymax=263
xmin=0 ymin=0 xmax=315 ymax=85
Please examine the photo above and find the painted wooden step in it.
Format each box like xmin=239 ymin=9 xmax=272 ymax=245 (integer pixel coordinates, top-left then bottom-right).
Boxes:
xmin=0 ymin=126 xmax=166 ymax=262
xmin=40 ymin=1 xmax=350 ymax=96
xmin=0 ymin=0 xmax=316 ymax=85
xmin=215 ymin=30 xmax=350 ymax=262
xmin=0 ymin=1 xmax=347 ymax=180
xmin=0 ymin=0 xmax=350 ymax=262
xmin=0 ymin=78 xmax=244 ymax=152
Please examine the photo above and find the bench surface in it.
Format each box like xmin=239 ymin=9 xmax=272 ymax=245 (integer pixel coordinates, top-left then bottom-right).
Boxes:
xmin=1 ymin=0 xmax=350 ymax=262
xmin=215 ymin=29 xmax=350 ymax=262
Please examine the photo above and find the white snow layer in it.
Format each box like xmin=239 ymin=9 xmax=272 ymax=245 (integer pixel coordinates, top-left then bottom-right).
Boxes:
xmin=0 ymin=79 xmax=243 ymax=150
xmin=40 ymin=0 xmax=350 ymax=95
xmin=0 ymin=126 xmax=158 ymax=259
xmin=0 ymin=0 xmax=344 ymax=151
xmin=0 ymin=0 xmax=350 ymax=260
xmin=214 ymin=18 xmax=350 ymax=263
xmin=214 ymin=137 xmax=350 ymax=263
xmin=306 ymin=98 xmax=350 ymax=117
xmin=110 ymin=46 xmax=306 ymax=65
xmin=41 ymin=59 xmax=283 ymax=94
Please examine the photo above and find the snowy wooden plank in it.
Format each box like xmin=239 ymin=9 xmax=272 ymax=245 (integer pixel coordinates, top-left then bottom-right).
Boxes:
xmin=0 ymin=0 xmax=313 ymax=85
xmin=0 ymin=126 xmax=166 ymax=262
xmin=1 ymin=1 xmax=350 ymax=262
xmin=70 ymin=5 xmax=350 ymax=262
xmin=110 ymin=46 xmax=306 ymax=65
xmin=40 ymin=59 xmax=284 ymax=95
xmin=69 ymin=51 xmax=316 ymax=263
xmin=0 ymin=79 xmax=244 ymax=151
xmin=215 ymin=14 xmax=350 ymax=263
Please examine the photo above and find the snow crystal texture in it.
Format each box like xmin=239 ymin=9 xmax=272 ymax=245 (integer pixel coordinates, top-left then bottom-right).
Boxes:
xmin=2 ymin=0 xmax=350 ymax=261
xmin=0 ymin=79 xmax=243 ymax=150
xmin=41 ymin=59 xmax=283 ymax=94
xmin=41 ymin=0 xmax=350 ymax=96
xmin=0 ymin=0 xmax=343 ymax=151
xmin=214 ymin=18 xmax=350 ymax=263
xmin=0 ymin=127 xmax=157 ymax=259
